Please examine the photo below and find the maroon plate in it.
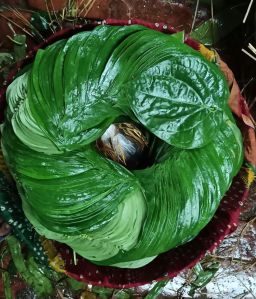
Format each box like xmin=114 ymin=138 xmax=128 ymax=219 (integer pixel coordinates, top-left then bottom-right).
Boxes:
xmin=0 ymin=19 xmax=251 ymax=288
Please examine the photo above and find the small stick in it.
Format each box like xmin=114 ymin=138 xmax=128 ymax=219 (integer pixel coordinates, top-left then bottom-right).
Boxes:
xmin=73 ymin=250 xmax=77 ymax=266
xmin=78 ymin=0 xmax=94 ymax=18
xmin=78 ymin=0 xmax=97 ymax=18
xmin=211 ymin=0 xmax=214 ymax=21
xmin=242 ymin=48 xmax=256 ymax=62
xmin=44 ymin=0 xmax=55 ymax=33
xmin=241 ymin=77 xmax=255 ymax=94
xmin=243 ymin=0 xmax=254 ymax=23
xmin=210 ymin=0 xmax=215 ymax=44
xmin=249 ymin=96 xmax=256 ymax=110
xmin=7 ymin=22 xmax=16 ymax=35
xmin=191 ymin=0 xmax=200 ymax=33
xmin=248 ymin=43 xmax=256 ymax=55
xmin=6 ymin=35 xmax=23 ymax=45
xmin=0 ymin=13 xmax=34 ymax=38
xmin=84 ymin=0 xmax=97 ymax=16
xmin=50 ymin=0 xmax=62 ymax=29
xmin=11 ymin=7 xmax=45 ymax=41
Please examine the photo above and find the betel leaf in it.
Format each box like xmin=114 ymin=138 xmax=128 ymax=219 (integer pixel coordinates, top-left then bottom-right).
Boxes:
xmin=2 ymin=122 xmax=146 ymax=262
xmin=30 ymin=12 xmax=58 ymax=39
xmin=97 ymin=113 xmax=243 ymax=267
xmin=191 ymin=5 xmax=244 ymax=46
xmin=128 ymin=56 xmax=229 ymax=148
xmin=2 ymin=25 xmax=243 ymax=269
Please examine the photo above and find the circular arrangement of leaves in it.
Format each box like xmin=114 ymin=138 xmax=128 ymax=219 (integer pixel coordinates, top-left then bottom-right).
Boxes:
xmin=1 ymin=25 xmax=243 ymax=269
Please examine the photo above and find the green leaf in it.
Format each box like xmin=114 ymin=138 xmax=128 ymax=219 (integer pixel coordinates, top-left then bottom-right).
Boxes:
xmin=13 ymin=35 xmax=26 ymax=61
xmin=92 ymin=286 xmax=114 ymax=297
xmin=171 ymin=31 xmax=185 ymax=42
xmin=189 ymin=262 xmax=220 ymax=297
xmin=191 ymin=7 xmax=244 ymax=46
xmin=0 ymin=53 xmax=13 ymax=66
xmin=30 ymin=12 xmax=58 ymax=39
xmin=98 ymin=113 xmax=243 ymax=266
xmin=2 ymin=25 xmax=244 ymax=269
xmin=2 ymin=271 xmax=13 ymax=299
xmin=145 ymin=279 xmax=169 ymax=299
xmin=113 ymin=289 xmax=131 ymax=299
xmin=7 ymin=236 xmax=53 ymax=298
xmin=67 ymin=277 xmax=86 ymax=291
xmin=0 ymin=171 xmax=48 ymax=265
xmin=128 ymin=54 xmax=229 ymax=149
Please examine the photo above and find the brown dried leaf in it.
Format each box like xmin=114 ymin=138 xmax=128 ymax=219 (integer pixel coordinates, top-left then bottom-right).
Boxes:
xmin=241 ymin=113 xmax=255 ymax=129
xmin=243 ymin=127 xmax=256 ymax=166
xmin=218 ymin=57 xmax=242 ymax=117
xmin=218 ymin=56 xmax=256 ymax=166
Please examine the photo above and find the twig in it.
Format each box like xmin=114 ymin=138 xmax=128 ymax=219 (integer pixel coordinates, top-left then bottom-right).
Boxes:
xmin=249 ymin=97 xmax=256 ymax=110
xmin=241 ymin=77 xmax=255 ymax=94
xmin=207 ymin=254 xmax=250 ymax=264
xmin=191 ymin=0 xmax=200 ymax=33
xmin=73 ymin=250 xmax=77 ymax=266
xmin=84 ymin=0 xmax=97 ymax=16
xmin=56 ymin=288 xmax=65 ymax=299
xmin=243 ymin=0 xmax=254 ymax=23
xmin=44 ymin=0 xmax=55 ymax=33
xmin=6 ymin=35 xmax=23 ymax=45
xmin=240 ymin=216 xmax=256 ymax=239
xmin=0 ymin=12 xmax=34 ymax=38
xmin=237 ymin=277 xmax=256 ymax=299
xmin=78 ymin=0 xmax=91 ymax=17
xmin=78 ymin=0 xmax=96 ymax=18
xmin=10 ymin=7 xmax=45 ymax=41
xmin=76 ymin=0 xmax=85 ymax=12
xmin=244 ymin=260 xmax=256 ymax=271
xmin=210 ymin=0 xmax=215 ymax=45
xmin=248 ymin=43 xmax=256 ymax=56
xmin=235 ymin=217 xmax=256 ymax=261
xmin=210 ymin=0 xmax=214 ymax=21
xmin=50 ymin=0 xmax=62 ymax=29
xmin=242 ymin=48 xmax=256 ymax=62
xmin=234 ymin=292 xmax=250 ymax=299
xmin=7 ymin=22 xmax=16 ymax=35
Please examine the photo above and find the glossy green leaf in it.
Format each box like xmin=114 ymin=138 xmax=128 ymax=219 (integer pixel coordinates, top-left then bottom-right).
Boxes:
xmin=191 ymin=7 xmax=244 ymax=46
xmin=2 ymin=25 xmax=243 ymax=268
xmin=128 ymin=57 xmax=228 ymax=148
xmin=145 ymin=279 xmax=169 ymax=299
xmin=30 ymin=12 xmax=58 ymax=40
xmin=189 ymin=262 xmax=220 ymax=297
xmin=13 ymin=35 xmax=26 ymax=62
xmin=98 ymin=113 xmax=243 ymax=266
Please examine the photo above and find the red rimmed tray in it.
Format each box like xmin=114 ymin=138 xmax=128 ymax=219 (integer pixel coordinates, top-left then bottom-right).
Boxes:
xmin=0 ymin=18 xmax=253 ymax=289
